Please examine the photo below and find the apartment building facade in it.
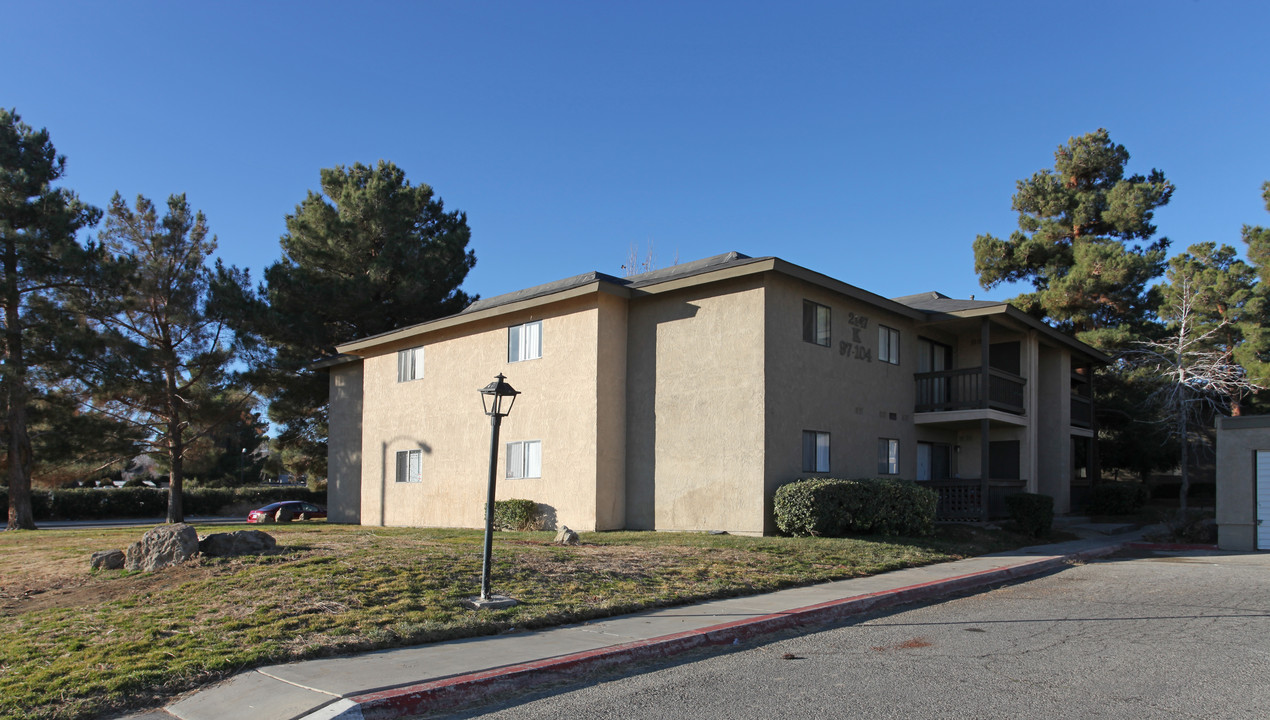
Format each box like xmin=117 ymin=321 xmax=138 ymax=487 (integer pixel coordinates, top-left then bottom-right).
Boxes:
xmin=324 ymin=253 xmax=1105 ymax=535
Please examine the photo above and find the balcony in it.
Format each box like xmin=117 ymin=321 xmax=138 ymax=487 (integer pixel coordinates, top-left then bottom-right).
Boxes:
xmin=914 ymin=367 xmax=1026 ymax=415
xmin=1070 ymin=394 xmax=1092 ymax=428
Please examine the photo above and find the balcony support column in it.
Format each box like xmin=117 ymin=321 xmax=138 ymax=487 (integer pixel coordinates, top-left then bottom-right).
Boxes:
xmin=980 ymin=318 xmax=991 ymax=521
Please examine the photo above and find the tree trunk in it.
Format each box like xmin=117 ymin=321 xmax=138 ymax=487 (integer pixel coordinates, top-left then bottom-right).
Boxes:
xmin=1177 ymin=395 xmax=1189 ymax=516
xmin=4 ymin=254 xmax=36 ymax=531
xmin=164 ymin=364 xmax=184 ymax=524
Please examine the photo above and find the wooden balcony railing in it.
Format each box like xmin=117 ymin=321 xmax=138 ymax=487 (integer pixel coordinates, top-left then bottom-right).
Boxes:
xmin=914 ymin=367 xmax=1026 ymax=415
xmin=925 ymin=479 xmax=1027 ymax=521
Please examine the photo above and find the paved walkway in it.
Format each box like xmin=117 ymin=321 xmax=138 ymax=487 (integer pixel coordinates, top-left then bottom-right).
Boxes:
xmin=119 ymin=528 xmax=1152 ymax=720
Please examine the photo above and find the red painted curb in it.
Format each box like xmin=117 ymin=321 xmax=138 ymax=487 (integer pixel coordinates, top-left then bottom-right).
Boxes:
xmin=346 ymin=543 xmax=1124 ymax=719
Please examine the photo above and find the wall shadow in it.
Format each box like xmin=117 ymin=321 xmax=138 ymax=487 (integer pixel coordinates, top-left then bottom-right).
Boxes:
xmin=625 ymin=299 xmax=700 ymax=529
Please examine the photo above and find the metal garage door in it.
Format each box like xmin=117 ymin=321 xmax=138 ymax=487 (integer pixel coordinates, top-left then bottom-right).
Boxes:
xmin=1257 ymin=451 xmax=1270 ymax=550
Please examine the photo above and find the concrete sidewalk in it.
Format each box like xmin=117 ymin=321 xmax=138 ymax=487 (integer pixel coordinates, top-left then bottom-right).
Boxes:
xmin=117 ymin=529 xmax=1150 ymax=720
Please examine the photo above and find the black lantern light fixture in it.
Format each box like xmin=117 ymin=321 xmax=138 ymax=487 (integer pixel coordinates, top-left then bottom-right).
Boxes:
xmin=468 ymin=373 xmax=520 ymax=609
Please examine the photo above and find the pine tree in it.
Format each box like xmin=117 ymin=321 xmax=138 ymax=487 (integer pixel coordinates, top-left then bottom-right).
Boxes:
xmin=0 ymin=109 xmax=101 ymax=530
xmin=76 ymin=193 xmax=253 ymax=523
xmin=258 ymin=161 xmax=476 ymax=472
xmin=1236 ymin=182 xmax=1270 ymax=389
xmin=973 ymin=129 xmax=1174 ymax=349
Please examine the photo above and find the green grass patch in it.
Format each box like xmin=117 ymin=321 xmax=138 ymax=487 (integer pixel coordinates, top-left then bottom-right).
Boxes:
xmin=0 ymin=522 xmax=1052 ymax=719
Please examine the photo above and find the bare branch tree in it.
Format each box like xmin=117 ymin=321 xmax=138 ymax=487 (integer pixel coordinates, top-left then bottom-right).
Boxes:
xmin=1124 ymin=278 xmax=1264 ymax=513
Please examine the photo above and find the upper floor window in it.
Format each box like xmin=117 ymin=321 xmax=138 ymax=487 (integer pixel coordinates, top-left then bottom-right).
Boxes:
xmin=395 ymin=449 xmax=422 ymax=483
xmin=878 ymin=325 xmax=900 ymax=365
xmin=802 ymin=430 xmax=830 ymax=473
xmin=509 ymin=321 xmax=542 ymax=362
xmin=802 ymin=301 xmax=831 ymax=347
xmin=397 ymin=346 xmax=425 ymax=382
xmin=506 ymin=440 xmax=542 ymax=479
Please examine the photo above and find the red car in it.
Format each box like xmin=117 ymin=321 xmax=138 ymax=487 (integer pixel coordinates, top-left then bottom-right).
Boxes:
xmin=247 ymin=501 xmax=327 ymax=523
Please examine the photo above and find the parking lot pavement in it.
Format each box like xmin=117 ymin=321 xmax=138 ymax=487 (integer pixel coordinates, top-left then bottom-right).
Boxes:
xmin=462 ymin=548 xmax=1270 ymax=720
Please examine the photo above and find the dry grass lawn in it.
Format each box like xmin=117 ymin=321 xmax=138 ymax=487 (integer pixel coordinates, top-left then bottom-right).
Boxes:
xmin=0 ymin=522 xmax=1047 ymax=719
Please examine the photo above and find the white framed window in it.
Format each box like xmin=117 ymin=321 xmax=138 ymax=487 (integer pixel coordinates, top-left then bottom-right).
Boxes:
xmin=802 ymin=300 xmax=831 ymax=347
xmin=395 ymin=449 xmax=422 ymax=483
xmin=878 ymin=438 xmax=900 ymax=475
xmin=802 ymin=430 xmax=830 ymax=473
xmin=397 ymin=346 xmax=425 ymax=382
xmin=506 ymin=440 xmax=542 ymax=479
xmin=508 ymin=321 xmax=542 ymax=362
xmin=879 ymin=325 xmax=900 ymax=365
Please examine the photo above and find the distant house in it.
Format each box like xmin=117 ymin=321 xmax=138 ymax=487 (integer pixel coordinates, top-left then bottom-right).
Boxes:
xmin=323 ymin=252 xmax=1106 ymax=535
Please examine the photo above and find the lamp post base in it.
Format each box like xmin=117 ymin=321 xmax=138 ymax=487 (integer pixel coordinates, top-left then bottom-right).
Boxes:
xmin=463 ymin=594 xmax=518 ymax=610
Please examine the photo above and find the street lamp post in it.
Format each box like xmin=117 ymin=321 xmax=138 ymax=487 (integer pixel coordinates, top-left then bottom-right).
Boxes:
xmin=468 ymin=373 xmax=520 ymax=609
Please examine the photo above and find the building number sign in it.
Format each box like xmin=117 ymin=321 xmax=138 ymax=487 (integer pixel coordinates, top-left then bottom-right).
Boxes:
xmin=839 ymin=312 xmax=872 ymax=362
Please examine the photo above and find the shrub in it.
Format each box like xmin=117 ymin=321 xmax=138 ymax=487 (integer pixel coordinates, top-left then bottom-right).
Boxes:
xmin=1005 ymin=492 xmax=1053 ymax=537
xmin=492 ymin=499 xmax=542 ymax=531
xmin=1087 ymin=481 xmax=1149 ymax=516
xmin=1162 ymin=510 xmax=1217 ymax=544
xmin=773 ymin=478 xmax=937 ymax=537
xmin=0 ymin=486 xmax=325 ymax=521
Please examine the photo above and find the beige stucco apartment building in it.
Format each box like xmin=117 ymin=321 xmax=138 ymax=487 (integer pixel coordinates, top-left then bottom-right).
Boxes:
xmin=324 ymin=253 xmax=1106 ymax=535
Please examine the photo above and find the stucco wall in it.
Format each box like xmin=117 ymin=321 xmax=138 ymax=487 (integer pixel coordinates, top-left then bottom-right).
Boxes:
xmin=1215 ymin=415 xmax=1269 ymax=551
xmin=358 ymin=295 xmax=606 ymax=531
xmin=625 ymin=276 xmax=767 ymax=534
xmin=327 ymin=361 xmax=364 ymax=523
xmin=594 ymin=292 xmax=628 ymax=530
xmin=762 ymin=274 xmax=917 ymax=533
xmin=1036 ymin=347 xmax=1071 ymax=512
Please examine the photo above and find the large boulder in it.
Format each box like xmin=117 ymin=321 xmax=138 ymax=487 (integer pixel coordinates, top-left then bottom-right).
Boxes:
xmin=125 ymin=523 xmax=200 ymax=571
xmin=90 ymin=549 xmax=125 ymax=570
xmin=199 ymin=530 xmax=277 ymax=557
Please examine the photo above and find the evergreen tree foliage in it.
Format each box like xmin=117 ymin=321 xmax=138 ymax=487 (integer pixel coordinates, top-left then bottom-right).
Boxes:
xmin=257 ymin=161 xmax=476 ymax=472
xmin=73 ymin=193 xmax=255 ymax=523
xmin=973 ymin=129 xmax=1174 ymax=349
xmin=161 ymin=393 xmax=266 ymax=487
xmin=1159 ymin=242 xmax=1259 ymax=413
xmin=0 ymin=109 xmax=102 ymax=529
xmin=1094 ymin=364 xmax=1178 ymax=481
xmin=1236 ymin=181 xmax=1270 ymax=389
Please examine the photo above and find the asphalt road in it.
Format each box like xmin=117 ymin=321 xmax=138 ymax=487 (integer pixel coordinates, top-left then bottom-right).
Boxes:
xmin=448 ymin=549 xmax=1270 ymax=719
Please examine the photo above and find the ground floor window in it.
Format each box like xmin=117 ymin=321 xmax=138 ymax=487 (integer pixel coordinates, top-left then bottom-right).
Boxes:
xmin=878 ymin=438 xmax=899 ymax=475
xmin=506 ymin=440 xmax=542 ymax=479
xmin=802 ymin=430 xmax=830 ymax=473
xmin=395 ymin=449 xmax=422 ymax=483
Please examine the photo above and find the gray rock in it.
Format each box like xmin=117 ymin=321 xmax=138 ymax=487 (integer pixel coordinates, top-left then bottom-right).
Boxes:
xmin=124 ymin=523 xmax=200 ymax=571
xmin=90 ymin=549 xmax=125 ymax=570
xmin=554 ymin=525 xmax=580 ymax=546
xmin=199 ymin=530 xmax=277 ymax=557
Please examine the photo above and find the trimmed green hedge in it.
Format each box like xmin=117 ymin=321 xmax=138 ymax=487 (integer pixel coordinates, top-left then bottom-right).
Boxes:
xmin=1087 ymin=481 xmax=1150 ymax=516
xmin=492 ymin=499 xmax=542 ymax=531
xmin=1005 ymin=492 xmax=1053 ymax=537
xmin=773 ymin=477 xmax=937 ymax=537
xmin=0 ymin=486 xmax=325 ymax=521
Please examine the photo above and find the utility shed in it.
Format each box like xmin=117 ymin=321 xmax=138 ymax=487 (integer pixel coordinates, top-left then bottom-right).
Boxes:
xmin=1215 ymin=415 xmax=1270 ymax=551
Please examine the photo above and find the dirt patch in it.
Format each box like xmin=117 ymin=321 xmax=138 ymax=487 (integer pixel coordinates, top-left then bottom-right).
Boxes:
xmin=0 ymin=563 xmax=210 ymax=615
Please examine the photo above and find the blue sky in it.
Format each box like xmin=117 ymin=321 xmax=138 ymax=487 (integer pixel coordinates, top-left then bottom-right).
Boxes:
xmin=4 ymin=1 xmax=1268 ymax=305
